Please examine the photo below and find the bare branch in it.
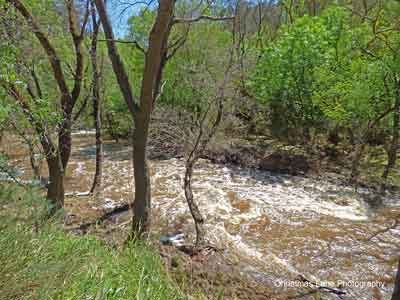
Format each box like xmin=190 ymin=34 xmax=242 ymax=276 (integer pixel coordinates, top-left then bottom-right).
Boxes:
xmin=73 ymin=87 xmax=91 ymax=122
xmin=173 ymin=15 xmax=234 ymax=24
xmin=79 ymin=0 xmax=91 ymax=39
xmin=166 ymin=30 xmax=189 ymax=61
xmin=66 ymin=0 xmax=86 ymax=107
xmin=98 ymin=38 xmax=146 ymax=53
xmin=30 ymin=64 xmax=43 ymax=99
xmin=94 ymin=0 xmax=139 ymax=115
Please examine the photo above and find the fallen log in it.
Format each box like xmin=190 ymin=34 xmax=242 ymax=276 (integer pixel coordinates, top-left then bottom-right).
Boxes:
xmin=68 ymin=203 xmax=130 ymax=233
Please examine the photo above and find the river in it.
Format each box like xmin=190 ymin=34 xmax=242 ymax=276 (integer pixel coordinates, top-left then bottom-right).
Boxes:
xmin=2 ymin=132 xmax=399 ymax=300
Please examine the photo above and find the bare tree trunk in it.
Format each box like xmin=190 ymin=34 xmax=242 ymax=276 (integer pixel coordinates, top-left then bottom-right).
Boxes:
xmin=184 ymin=160 xmax=205 ymax=246
xmin=307 ymin=0 xmax=317 ymax=16
xmin=90 ymin=84 xmax=103 ymax=196
xmin=350 ymin=142 xmax=366 ymax=185
xmin=183 ymin=101 xmax=224 ymax=248
xmin=182 ymin=103 xmax=222 ymax=247
xmin=392 ymin=258 xmax=400 ymax=300
xmin=130 ymin=1 xmax=173 ymax=237
xmin=46 ymin=155 xmax=64 ymax=214
xmin=58 ymin=115 xmax=73 ymax=170
xmin=105 ymin=113 xmax=119 ymax=142
xmin=131 ymin=119 xmax=151 ymax=234
xmin=381 ymin=81 xmax=400 ymax=193
xmin=93 ymin=0 xmax=138 ymax=115
xmin=348 ymin=128 xmax=356 ymax=146
xmin=90 ymin=7 xmax=103 ymax=196
xmin=95 ymin=0 xmax=174 ymax=237
xmin=182 ymin=20 xmax=236 ymax=247
xmin=90 ymin=124 xmax=103 ymax=195
xmin=28 ymin=143 xmax=41 ymax=180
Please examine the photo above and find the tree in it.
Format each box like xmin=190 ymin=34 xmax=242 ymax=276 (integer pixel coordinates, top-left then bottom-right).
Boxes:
xmin=314 ymin=2 xmax=400 ymax=185
xmin=2 ymin=0 xmax=89 ymax=213
xmin=89 ymin=3 xmax=103 ymax=197
xmin=95 ymin=0 xmax=175 ymax=236
xmin=182 ymin=50 xmax=236 ymax=248
xmin=95 ymin=0 xmax=234 ymax=237
xmin=249 ymin=9 xmax=337 ymax=143
xmin=156 ymin=12 xmax=239 ymax=247
xmin=367 ymin=1 xmax=400 ymax=193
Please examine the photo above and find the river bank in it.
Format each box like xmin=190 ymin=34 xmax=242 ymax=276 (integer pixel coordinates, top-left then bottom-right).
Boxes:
xmin=1 ymin=132 xmax=399 ymax=299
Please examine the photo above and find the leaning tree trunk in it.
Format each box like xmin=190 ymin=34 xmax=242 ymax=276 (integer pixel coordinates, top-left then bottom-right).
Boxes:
xmin=90 ymin=8 xmax=103 ymax=196
xmin=381 ymin=82 xmax=400 ymax=193
xmin=392 ymin=258 xmax=400 ymax=300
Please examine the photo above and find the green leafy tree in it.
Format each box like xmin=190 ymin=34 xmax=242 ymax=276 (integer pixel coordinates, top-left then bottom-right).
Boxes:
xmin=1 ymin=0 xmax=89 ymax=212
xmin=249 ymin=8 xmax=349 ymax=142
xmin=314 ymin=2 xmax=400 ymax=184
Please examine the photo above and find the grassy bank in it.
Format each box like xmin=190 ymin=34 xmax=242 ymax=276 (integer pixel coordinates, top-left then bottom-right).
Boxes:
xmin=0 ymin=184 xmax=183 ymax=300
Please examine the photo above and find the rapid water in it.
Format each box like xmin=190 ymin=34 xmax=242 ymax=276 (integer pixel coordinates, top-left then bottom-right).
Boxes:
xmin=2 ymin=133 xmax=399 ymax=300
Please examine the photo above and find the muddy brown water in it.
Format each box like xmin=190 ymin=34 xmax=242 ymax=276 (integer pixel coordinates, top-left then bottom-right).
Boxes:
xmin=1 ymin=132 xmax=399 ymax=300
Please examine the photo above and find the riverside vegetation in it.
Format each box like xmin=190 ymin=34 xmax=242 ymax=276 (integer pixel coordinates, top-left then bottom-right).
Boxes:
xmin=0 ymin=183 xmax=184 ymax=300
xmin=0 ymin=0 xmax=400 ymax=299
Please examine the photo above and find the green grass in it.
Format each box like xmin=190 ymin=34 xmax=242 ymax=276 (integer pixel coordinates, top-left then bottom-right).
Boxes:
xmin=0 ymin=184 xmax=184 ymax=300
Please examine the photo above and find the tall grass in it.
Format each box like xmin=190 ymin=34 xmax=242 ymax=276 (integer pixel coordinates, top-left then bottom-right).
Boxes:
xmin=0 ymin=184 xmax=184 ymax=300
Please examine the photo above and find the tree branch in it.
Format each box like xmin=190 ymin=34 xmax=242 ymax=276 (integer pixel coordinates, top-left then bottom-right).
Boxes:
xmin=79 ymin=0 xmax=90 ymax=39
xmin=73 ymin=88 xmax=91 ymax=122
xmin=173 ymin=15 xmax=234 ymax=24
xmin=66 ymin=0 xmax=87 ymax=108
xmin=6 ymin=0 xmax=70 ymax=102
xmin=30 ymin=64 xmax=43 ymax=99
xmin=166 ymin=29 xmax=189 ymax=61
xmin=94 ymin=0 xmax=139 ymax=115
xmin=1 ymin=80 xmax=57 ymax=158
xmin=98 ymin=38 xmax=146 ymax=54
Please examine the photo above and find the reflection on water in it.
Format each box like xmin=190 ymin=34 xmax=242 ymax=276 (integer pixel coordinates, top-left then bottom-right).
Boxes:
xmin=2 ymin=133 xmax=399 ymax=300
